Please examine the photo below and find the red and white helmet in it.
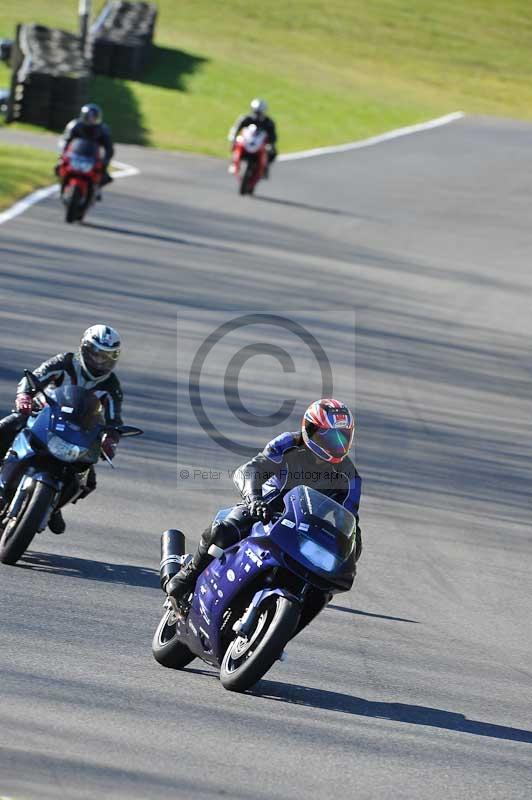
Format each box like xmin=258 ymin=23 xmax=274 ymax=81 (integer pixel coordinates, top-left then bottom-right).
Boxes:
xmin=302 ymin=398 xmax=355 ymax=463
xmin=79 ymin=324 xmax=121 ymax=379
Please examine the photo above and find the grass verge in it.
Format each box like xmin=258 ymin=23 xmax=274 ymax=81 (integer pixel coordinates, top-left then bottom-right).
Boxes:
xmin=1 ymin=1 xmax=532 ymax=155
xmin=0 ymin=142 xmax=53 ymax=211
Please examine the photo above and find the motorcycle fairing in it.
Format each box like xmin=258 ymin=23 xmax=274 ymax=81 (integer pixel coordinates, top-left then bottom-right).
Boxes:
xmin=184 ymin=534 xmax=280 ymax=663
xmin=27 ymin=387 xmax=104 ymax=464
xmin=0 ymin=386 xmax=105 ymax=504
xmin=181 ymin=487 xmax=356 ymax=663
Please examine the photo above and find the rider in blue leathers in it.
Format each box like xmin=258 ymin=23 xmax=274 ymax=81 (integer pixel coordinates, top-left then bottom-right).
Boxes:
xmin=167 ymin=398 xmax=362 ymax=601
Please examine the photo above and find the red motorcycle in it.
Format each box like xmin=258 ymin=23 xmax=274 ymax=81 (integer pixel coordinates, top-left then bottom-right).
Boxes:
xmin=58 ymin=138 xmax=104 ymax=223
xmin=230 ymin=125 xmax=268 ymax=195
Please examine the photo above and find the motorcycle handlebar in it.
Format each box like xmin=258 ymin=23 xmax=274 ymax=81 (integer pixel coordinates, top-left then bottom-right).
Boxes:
xmin=23 ymin=370 xmax=57 ymax=406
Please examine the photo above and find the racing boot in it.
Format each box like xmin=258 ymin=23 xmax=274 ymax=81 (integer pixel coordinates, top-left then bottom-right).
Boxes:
xmin=48 ymin=509 xmax=66 ymax=534
xmin=166 ymin=512 xmax=245 ymax=602
xmin=166 ymin=527 xmax=214 ymax=601
xmin=166 ymin=549 xmax=210 ymax=602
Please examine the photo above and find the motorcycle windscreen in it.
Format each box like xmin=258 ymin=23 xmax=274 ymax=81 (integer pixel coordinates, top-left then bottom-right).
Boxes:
xmin=68 ymin=138 xmax=99 ymax=158
xmin=48 ymin=386 xmax=105 ymax=432
xmin=276 ymin=485 xmax=356 ymax=573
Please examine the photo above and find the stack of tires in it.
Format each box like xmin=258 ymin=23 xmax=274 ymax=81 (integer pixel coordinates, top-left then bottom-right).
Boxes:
xmin=92 ymin=1 xmax=157 ymax=80
xmin=7 ymin=24 xmax=90 ymax=129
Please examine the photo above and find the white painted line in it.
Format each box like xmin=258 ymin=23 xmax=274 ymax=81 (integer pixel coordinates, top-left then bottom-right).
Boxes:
xmin=0 ymin=160 xmax=140 ymax=226
xmin=0 ymin=184 xmax=59 ymax=225
xmin=111 ymin=160 xmax=140 ymax=179
xmin=278 ymin=111 xmax=465 ymax=162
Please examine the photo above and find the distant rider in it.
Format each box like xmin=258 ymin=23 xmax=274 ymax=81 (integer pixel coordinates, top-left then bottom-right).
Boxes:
xmin=228 ymin=98 xmax=278 ymax=176
xmin=167 ymin=398 xmax=362 ymax=602
xmin=0 ymin=325 xmax=123 ymax=534
xmin=57 ymin=103 xmax=114 ymax=196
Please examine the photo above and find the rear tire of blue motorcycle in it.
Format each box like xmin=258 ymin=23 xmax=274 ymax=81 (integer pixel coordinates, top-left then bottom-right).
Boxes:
xmin=220 ymin=596 xmax=300 ymax=693
xmin=152 ymin=607 xmax=196 ymax=669
xmin=0 ymin=481 xmax=53 ymax=565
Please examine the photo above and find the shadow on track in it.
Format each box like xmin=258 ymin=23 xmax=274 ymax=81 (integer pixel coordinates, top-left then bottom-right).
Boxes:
xmin=252 ymin=681 xmax=532 ymax=744
xmin=81 ymin=221 xmax=239 ymax=255
xmin=254 ymin=195 xmax=361 ymax=218
xmin=17 ymin=551 xmax=158 ymax=588
xmin=183 ymin=665 xmax=218 ymax=678
xmin=327 ymin=604 xmax=419 ymax=623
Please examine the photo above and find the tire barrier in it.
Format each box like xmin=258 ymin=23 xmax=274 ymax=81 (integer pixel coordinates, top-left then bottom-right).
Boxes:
xmin=6 ymin=24 xmax=90 ymax=128
xmin=91 ymin=2 xmax=157 ymax=80
xmin=0 ymin=38 xmax=14 ymax=64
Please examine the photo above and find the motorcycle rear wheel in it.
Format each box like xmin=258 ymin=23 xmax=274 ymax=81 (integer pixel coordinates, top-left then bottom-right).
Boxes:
xmin=0 ymin=481 xmax=54 ymax=565
xmin=220 ymin=595 xmax=300 ymax=692
xmin=152 ymin=607 xmax=196 ymax=669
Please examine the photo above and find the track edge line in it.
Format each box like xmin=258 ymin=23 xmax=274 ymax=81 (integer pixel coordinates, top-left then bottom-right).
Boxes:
xmin=277 ymin=111 xmax=466 ymax=162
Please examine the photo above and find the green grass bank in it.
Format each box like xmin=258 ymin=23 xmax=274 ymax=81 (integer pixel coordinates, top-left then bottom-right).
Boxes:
xmin=1 ymin=1 xmax=531 ymax=156
xmin=0 ymin=143 xmax=53 ymax=210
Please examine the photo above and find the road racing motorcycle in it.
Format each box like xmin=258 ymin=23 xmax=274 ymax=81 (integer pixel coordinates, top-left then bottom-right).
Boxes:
xmin=230 ymin=124 xmax=269 ymax=195
xmin=152 ymin=485 xmax=357 ymax=692
xmin=58 ymin=137 xmax=104 ymax=223
xmin=0 ymin=371 xmax=142 ymax=565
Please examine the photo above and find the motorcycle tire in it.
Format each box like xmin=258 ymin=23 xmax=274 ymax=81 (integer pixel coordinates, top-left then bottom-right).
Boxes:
xmin=220 ymin=595 xmax=300 ymax=693
xmin=152 ymin=607 xmax=196 ymax=669
xmin=65 ymin=184 xmax=83 ymax=223
xmin=0 ymin=481 xmax=54 ymax=565
xmin=239 ymin=161 xmax=254 ymax=196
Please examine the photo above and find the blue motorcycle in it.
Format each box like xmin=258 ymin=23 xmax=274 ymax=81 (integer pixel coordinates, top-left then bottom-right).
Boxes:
xmin=152 ymin=485 xmax=357 ymax=692
xmin=0 ymin=371 xmax=142 ymax=565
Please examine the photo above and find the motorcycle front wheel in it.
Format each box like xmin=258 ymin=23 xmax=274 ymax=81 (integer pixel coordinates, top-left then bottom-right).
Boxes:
xmin=65 ymin=185 xmax=83 ymax=223
xmin=152 ymin=606 xmax=196 ymax=669
xmin=239 ymin=161 xmax=255 ymax=195
xmin=220 ymin=595 xmax=300 ymax=692
xmin=0 ymin=481 xmax=54 ymax=565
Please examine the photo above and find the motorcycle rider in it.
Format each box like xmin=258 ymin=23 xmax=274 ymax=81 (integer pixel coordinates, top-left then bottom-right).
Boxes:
xmin=57 ymin=103 xmax=114 ymax=196
xmin=228 ymin=98 xmax=278 ymax=176
xmin=0 ymin=325 xmax=123 ymax=534
xmin=167 ymin=398 xmax=362 ymax=602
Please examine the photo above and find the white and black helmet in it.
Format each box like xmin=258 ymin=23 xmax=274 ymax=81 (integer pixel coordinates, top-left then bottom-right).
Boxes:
xmin=80 ymin=103 xmax=103 ymax=126
xmin=79 ymin=325 xmax=121 ymax=379
xmin=250 ymin=98 xmax=268 ymax=117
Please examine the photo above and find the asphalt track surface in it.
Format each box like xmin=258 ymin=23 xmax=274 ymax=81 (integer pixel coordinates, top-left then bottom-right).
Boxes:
xmin=0 ymin=116 xmax=531 ymax=800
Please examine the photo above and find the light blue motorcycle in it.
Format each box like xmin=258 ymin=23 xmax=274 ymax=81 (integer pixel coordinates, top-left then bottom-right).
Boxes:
xmin=0 ymin=371 xmax=142 ymax=565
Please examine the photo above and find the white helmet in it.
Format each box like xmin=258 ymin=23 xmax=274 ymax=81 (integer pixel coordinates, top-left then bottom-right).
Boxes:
xmin=250 ymin=98 xmax=268 ymax=117
xmin=79 ymin=325 xmax=121 ymax=379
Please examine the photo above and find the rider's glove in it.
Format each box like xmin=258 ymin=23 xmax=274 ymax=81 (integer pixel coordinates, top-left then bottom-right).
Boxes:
xmin=246 ymin=497 xmax=271 ymax=524
xmin=101 ymin=431 xmax=119 ymax=461
xmin=15 ymin=393 xmax=33 ymax=416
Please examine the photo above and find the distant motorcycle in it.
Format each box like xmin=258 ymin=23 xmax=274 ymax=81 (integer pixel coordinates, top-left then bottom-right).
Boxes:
xmin=152 ymin=485 xmax=357 ymax=692
xmin=58 ymin=138 xmax=103 ymax=223
xmin=0 ymin=371 xmax=143 ymax=565
xmin=230 ymin=124 xmax=268 ymax=195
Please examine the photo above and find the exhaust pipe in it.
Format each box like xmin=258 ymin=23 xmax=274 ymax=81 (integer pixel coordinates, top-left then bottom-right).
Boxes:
xmin=159 ymin=529 xmax=186 ymax=590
